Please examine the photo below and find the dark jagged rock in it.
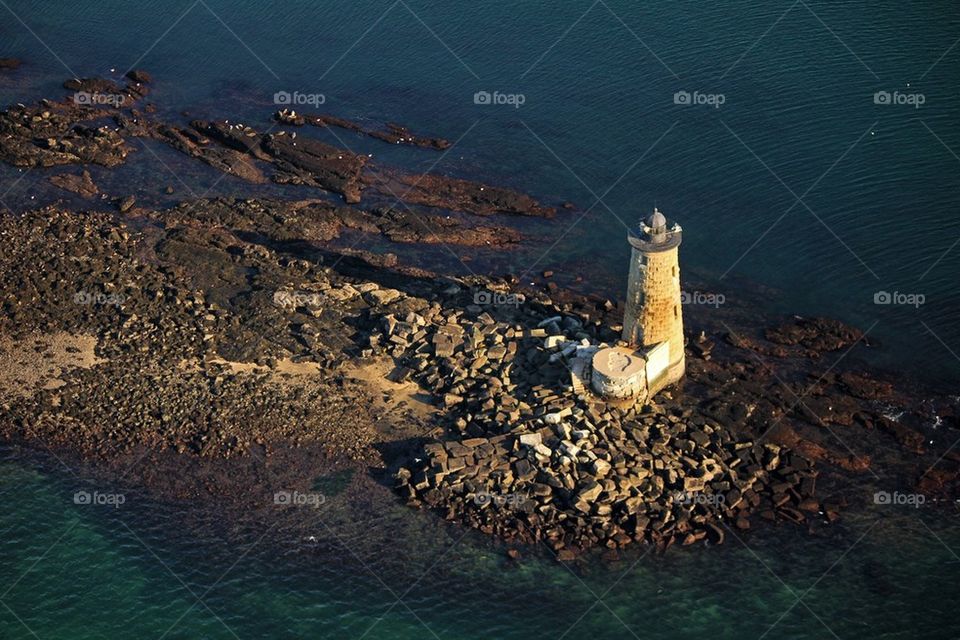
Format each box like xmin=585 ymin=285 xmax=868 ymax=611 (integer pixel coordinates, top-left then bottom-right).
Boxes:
xmin=0 ymin=74 xmax=155 ymax=169
xmin=275 ymin=109 xmax=452 ymax=150
xmin=125 ymin=69 xmax=153 ymax=84
xmin=264 ymin=133 xmax=367 ymax=203
xmin=765 ymin=316 xmax=865 ymax=355
xmin=0 ymin=102 xmax=131 ymax=168
xmin=191 ymin=120 xmax=272 ymax=160
xmin=149 ymin=197 xmax=521 ymax=249
xmin=64 ymin=76 xmax=150 ymax=102
xmin=371 ymin=170 xmax=557 ymax=218
xmin=118 ymin=195 xmax=136 ymax=212
xmin=49 ymin=169 xmax=99 ymax=198
xmin=876 ymin=416 xmax=926 ymax=454
xmin=0 ymin=73 xmax=557 ymax=219
xmin=839 ymin=371 xmax=893 ymax=399
xmin=149 ymin=123 xmax=267 ymax=183
xmin=372 ymin=123 xmax=452 ymax=150
xmin=63 ymin=77 xmax=124 ymax=97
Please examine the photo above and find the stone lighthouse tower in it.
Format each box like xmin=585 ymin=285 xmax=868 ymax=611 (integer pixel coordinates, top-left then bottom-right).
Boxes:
xmin=621 ymin=208 xmax=685 ymax=390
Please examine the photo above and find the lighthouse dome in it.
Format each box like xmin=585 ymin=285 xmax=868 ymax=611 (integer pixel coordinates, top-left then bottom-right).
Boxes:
xmin=647 ymin=208 xmax=666 ymax=230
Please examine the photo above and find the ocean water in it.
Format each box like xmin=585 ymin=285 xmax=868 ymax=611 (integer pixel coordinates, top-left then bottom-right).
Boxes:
xmin=0 ymin=1 xmax=959 ymax=638
xmin=2 ymin=447 xmax=959 ymax=640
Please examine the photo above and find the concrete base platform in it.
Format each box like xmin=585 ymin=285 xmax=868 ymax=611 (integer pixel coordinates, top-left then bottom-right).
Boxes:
xmin=590 ymin=346 xmax=647 ymax=400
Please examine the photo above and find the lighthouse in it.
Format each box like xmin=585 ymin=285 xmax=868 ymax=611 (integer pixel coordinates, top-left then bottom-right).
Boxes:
xmin=621 ymin=208 xmax=685 ymax=392
xmin=588 ymin=208 xmax=685 ymax=403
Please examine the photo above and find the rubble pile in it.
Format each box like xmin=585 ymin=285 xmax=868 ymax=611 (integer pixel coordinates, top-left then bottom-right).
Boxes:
xmin=361 ymin=289 xmax=826 ymax=554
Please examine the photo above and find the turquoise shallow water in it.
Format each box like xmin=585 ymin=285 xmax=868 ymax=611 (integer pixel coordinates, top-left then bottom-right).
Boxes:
xmin=1 ymin=1 xmax=959 ymax=638
xmin=2 ymin=447 xmax=959 ymax=640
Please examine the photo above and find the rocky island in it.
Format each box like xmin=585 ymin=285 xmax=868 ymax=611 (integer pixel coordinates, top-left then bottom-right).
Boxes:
xmin=0 ymin=69 xmax=957 ymax=561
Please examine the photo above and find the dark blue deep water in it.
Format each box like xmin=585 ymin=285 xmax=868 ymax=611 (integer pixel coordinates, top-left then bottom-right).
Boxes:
xmin=0 ymin=2 xmax=959 ymax=638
